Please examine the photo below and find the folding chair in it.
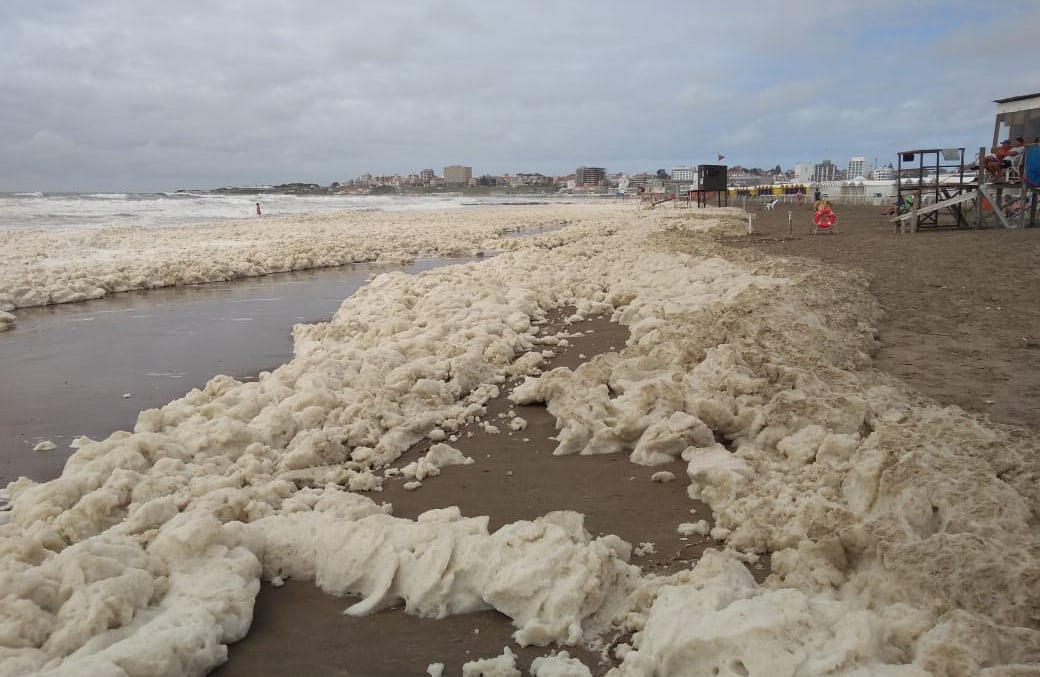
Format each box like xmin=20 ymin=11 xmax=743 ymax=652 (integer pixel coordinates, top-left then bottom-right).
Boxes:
xmin=1005 ymin=151 xmax=1023 ymax=183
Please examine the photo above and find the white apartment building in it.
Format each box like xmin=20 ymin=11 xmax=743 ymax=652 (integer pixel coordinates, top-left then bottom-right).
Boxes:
xmin=847 ymin=156 xmax=866 ymax=180
xmin=671 ymin=166 xmax=694 ymax=182
xmin=872 ymin=165 xmax=895 ymax=180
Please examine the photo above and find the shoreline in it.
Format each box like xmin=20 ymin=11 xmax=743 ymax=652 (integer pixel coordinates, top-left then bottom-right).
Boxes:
xmin=0 ymin=203 xmax=617 ymax=322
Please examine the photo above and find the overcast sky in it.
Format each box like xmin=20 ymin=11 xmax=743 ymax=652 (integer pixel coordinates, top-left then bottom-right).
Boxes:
xmin=1 ymin=0 xmax=1036 ymax=192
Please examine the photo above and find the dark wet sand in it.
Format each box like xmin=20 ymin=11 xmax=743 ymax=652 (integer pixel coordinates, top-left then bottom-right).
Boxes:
xmin=1 ymin=253 xmax=710 ymax=675
xmin=213 ymin=316 xmax=718 ymax=677
xmin=0 ymin=258 xmax=477 ymax=484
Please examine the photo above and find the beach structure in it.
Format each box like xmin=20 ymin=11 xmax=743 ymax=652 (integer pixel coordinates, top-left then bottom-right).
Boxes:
xmin=891 ymin=93 xmax=1040 ymax=232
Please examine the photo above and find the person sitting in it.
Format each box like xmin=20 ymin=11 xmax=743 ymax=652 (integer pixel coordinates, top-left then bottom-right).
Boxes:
xmin=1004 ymin=137 xmax=1026 ymax=179
xmin=984 ymin=138 xmax=1024 ymax=180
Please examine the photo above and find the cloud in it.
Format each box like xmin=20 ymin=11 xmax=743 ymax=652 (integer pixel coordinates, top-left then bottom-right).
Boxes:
xmin=1 ymin=0 xmax=1038 ymax=190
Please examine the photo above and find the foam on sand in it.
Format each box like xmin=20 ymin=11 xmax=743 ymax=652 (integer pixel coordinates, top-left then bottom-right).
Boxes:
xmin=1 ymin=205 xmax=1038 ymax=675
xmin=0 ymin=206 xmax=573 ymax=313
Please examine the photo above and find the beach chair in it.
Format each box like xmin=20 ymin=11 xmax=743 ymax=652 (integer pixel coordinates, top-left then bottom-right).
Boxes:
xmin=1005 ymin=150 xmax=1023 ymax=183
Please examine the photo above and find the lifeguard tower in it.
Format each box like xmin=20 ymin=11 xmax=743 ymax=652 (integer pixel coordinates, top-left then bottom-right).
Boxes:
xmin=892 ymin=93 xmax=1039 ymax=232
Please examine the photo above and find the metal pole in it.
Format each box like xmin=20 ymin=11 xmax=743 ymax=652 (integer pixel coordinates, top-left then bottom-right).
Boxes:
xmin=976 ymin=146 xmax=986 ymax=228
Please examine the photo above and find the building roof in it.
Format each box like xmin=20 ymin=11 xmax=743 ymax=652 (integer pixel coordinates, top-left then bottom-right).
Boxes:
xmin=993 ymin=93 xmax=1040 ymax=104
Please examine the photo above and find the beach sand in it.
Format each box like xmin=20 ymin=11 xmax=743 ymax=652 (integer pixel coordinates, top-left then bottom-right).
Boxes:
xmin=725 ymin=203 xmax=1040 ymax=431
xmin=3 ymin=203 xmax=1039 ymax=676
xmin=213 ymin=314 xmax=722 ymax=677
xmin=214 ymin=204 xmax=1040 ymax=676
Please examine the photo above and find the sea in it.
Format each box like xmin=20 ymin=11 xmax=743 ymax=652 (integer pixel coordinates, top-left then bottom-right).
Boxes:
xmin=0 ymin=191 xmax=567 ymax=232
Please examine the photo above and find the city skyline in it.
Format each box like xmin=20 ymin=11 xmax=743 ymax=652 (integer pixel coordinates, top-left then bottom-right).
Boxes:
xmin=340 ymin=155 xmax=886 ymax=185
xmin=1 ymin=1 xmax=1035 ymax=192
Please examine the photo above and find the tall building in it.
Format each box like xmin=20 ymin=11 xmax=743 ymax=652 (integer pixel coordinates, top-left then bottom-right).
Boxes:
xmin=420 ymin=168 xmax=435 ymax=184
xmin=793 ymin=162 xmax=815 ymax=183
xmin=813 ymin=160 xmax=837 ymax=183
xmin=847 ymin=157 xmax=866 ymax=180
xmin=575 ymin=166 xmax=606 ymax=187
xmin=443 ymin=165 xmax=472 ymax=186
xmin=671 ymin=166 xmax=694 ymax=182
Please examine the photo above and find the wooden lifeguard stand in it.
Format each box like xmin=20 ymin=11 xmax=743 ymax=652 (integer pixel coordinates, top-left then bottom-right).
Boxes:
xmin=892 ymin=92 xmax=1040 ymax=232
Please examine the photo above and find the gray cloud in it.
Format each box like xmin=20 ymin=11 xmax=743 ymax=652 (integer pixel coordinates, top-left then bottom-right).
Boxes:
xmin=1 ymin=0 xmax=1036 ymax=191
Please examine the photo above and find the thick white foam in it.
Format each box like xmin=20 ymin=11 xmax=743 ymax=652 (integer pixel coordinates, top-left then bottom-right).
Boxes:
xmin=1 ymin=205 xmax=1037 ymax=676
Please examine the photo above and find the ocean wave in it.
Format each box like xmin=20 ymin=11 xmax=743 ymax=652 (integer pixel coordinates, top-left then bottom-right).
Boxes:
xmin=0 ymin=193 xmax=489 ymax=231
xmin=80 ymin=193 xmax=130 ymax=200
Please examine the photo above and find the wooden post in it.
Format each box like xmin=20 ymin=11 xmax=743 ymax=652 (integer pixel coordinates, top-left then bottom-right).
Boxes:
xmin=787 ymin=211 xmax=792 ymax=237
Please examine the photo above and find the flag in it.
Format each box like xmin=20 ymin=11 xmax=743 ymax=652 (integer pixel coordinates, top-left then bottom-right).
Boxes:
xmin=717 ymin=153 xmax=725 ymax=162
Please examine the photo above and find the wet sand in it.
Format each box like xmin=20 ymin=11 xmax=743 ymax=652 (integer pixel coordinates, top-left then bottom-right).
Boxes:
xmin=1 ymin=262 xmax=715 ymax=674
xmin=5 ymin=205 xmax=1039 ymax=674
xmin=0 ymin=258 xmax=477 ymax=484
xmin=212 ymin=315 xmax=718 ymax=677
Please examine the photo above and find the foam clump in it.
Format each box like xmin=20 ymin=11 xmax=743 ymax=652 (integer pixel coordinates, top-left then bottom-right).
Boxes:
xmin=530 ymin=651 xmax=594 ymax=677
xmin=608 ymin=550 xmax=932 ymax=677
xmin=251 ymin=504 xmax=636 ymax=646
xmin=677 ymin=521 xmax=709 ymax=537
xmin=462 ymin=646 xmax=520 ymax=677
xmin=400 ymin=443 xmax=474 ymax=481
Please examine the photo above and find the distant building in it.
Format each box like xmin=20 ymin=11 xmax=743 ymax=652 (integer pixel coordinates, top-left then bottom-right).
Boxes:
xmin=515 ymin=172 xmax=553 ymax=186
xmin=420 ymin=168 xmax=435 ymax=184
xmin=813 ymin=160 xmax=838 ymax=183
xmin=671 ymin=166 xmax=694 ymax=182
xmin=872 ymin=164 xmax=895 ymax=180
xmin=793 ymin=162 xmax=815 ymax=183
xmin=629 ymin=173 xmax=652 ymax=189
xmin=575 ymin=166 xmax=606 ymax=187
xmin=847 ymin=156 xmax=866 ymax=180
xmin=443 ymin=165 xmax=473 ymax=186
